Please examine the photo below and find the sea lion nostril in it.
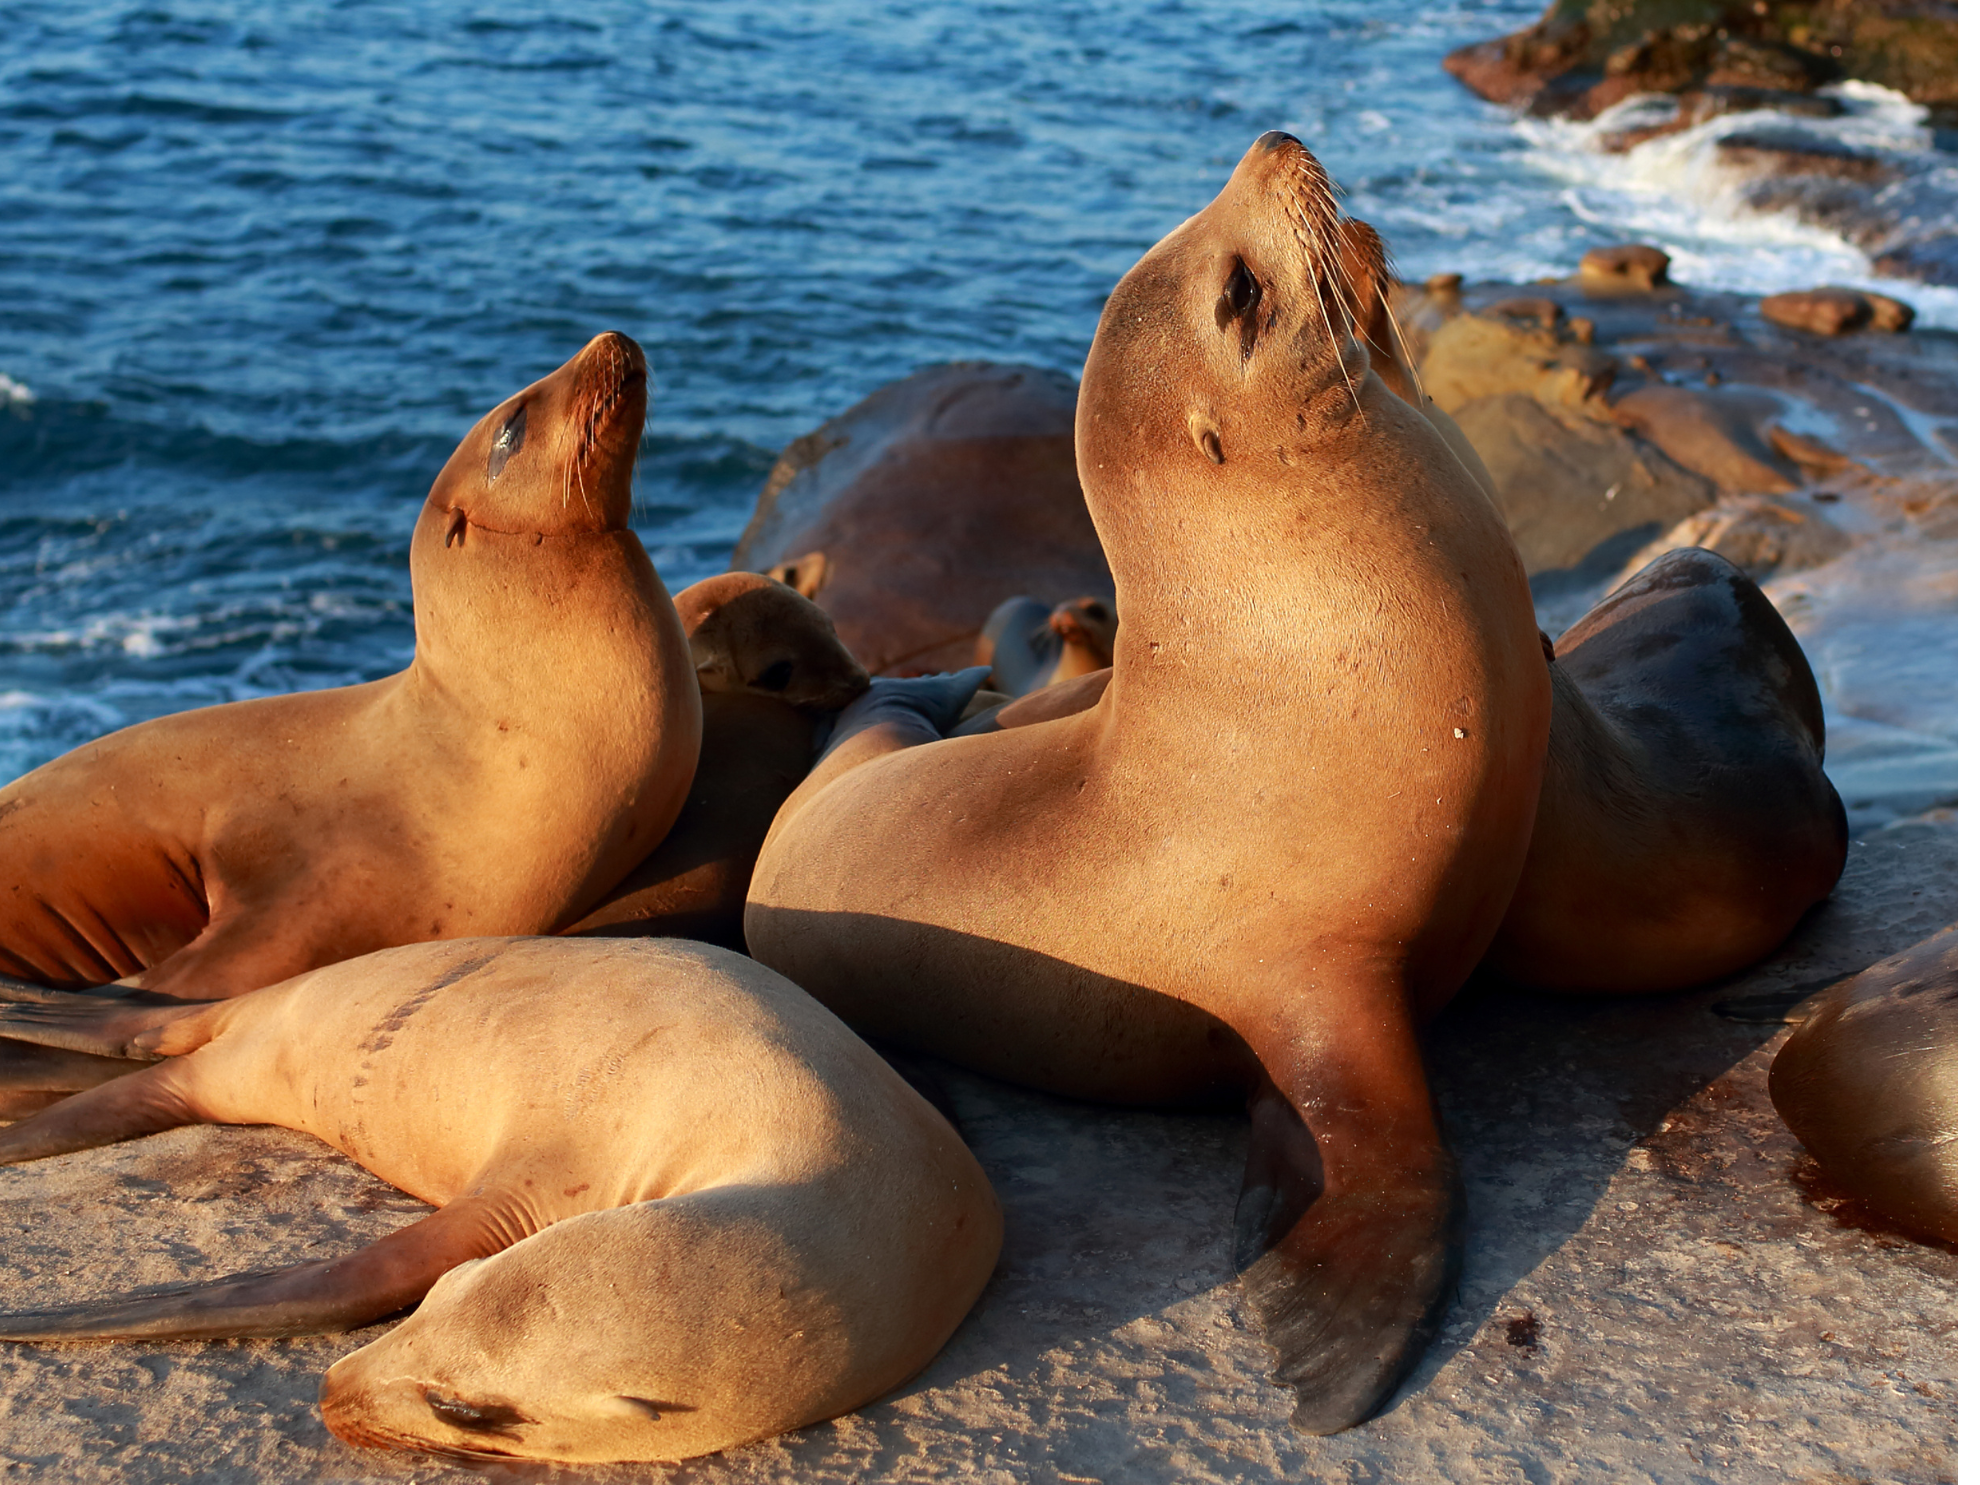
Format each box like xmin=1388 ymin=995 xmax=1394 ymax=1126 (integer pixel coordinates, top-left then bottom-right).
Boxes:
xmin=1257 ymin=130 xmax=1297 ymax=153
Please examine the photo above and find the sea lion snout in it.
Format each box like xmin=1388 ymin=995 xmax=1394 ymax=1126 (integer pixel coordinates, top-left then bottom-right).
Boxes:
xmin=424 ymin=332 xmax=651 ymax=539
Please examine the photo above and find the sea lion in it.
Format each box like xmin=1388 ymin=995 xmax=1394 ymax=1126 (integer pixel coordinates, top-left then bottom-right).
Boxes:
xmin=746 ymin=133 xmax=1553 ymax=1433
xmin=674 ymin=571 xmax=871 ymax=711
xmin=567 ymin=574 xmax=867 ymax=947
xmin=1769 ymin=926 xmax=1956 ymax=1244
xmin=1488 ymin=546 xmax=1848 ymax=991
xmin=0 ymin=334 xmax=700 ymax=1000
xmin=974 ymin=594 xmax=1118 ymax=696
xmin=957 ymin=548 xmax=1846 ymax=993
xmin=733 ymin=362 xmax=1114 ymax=676
xmin=0 ymin=936 xmax=1001 ymax=1464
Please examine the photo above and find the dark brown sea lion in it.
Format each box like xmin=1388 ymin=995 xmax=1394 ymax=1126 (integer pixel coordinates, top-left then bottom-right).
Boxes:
xmin=1769 ymin=926 xmax=1956 ymax=1244
xmin=732 ymin=362 xmax=1113 ymax=676
xmin=0 ymin=937 xmax=1001 ymax=1463
xmin=1489 ymin=546 xmax=1848 ymax=991
xmin=746 ymin=133 xmax=1553 ymax=1433
xmin=0 ymin=334 xmax=700 ymax=1000
xmin=567 ymin=573 xmax=867 ymax=948
xmin=974 ymin=594 xmax=1118 ymax=696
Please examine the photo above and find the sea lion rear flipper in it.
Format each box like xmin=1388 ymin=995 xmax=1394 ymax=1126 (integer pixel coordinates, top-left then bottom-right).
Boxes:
xmin=0 ymin=1199 xmax=509 ymax=1341
xmin=0 ymin=1039 xmax=154 ymax=1115
xmin=0 ymin=994 xmax=210 ymax=1060
xmin=1234 ymin=1032 xmax=1464 ymax=1435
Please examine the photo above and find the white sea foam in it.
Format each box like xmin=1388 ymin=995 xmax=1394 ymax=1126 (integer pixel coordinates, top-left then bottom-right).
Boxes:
xmin=0 ymin=373 xmax=33 ymax=405
xmin=1510 ymin=83 xmax=1956 ymax=329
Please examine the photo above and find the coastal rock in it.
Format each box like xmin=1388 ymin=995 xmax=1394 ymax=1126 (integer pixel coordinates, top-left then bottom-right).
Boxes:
xmin=732 ymin=363 xmax=1108 ymax=677
xmin=1608 ymin=384 xmax=1802 ymax=492
xmin=1420 ymin=308 xmax=1716 ymax=576
xmin=1761 ymin=286 xmax=1917 ymax=335
xmin=1449 ymin=392 xmax=1715 ymax=575
xmin=1444 ymin=1 xmax=1955 ymax=123
xmin=1578 ymin=243 xmax=1670 ymax=292
xmin=1621 ymin=494 xmax=1853 ymax=583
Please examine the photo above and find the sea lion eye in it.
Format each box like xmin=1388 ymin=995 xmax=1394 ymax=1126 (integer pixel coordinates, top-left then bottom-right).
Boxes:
xmin=1218 ymin=259 xmax=1260 ymax=326
xmin=487 ymin=404 xmax=528 ymax=481
xmin=749 ymin=659 xmax=794 ymax=692
xmin=1216 ymin=259 xmax=1262 ymax=359
xmin=424 ymin=1389 xmax=531 ymax=1436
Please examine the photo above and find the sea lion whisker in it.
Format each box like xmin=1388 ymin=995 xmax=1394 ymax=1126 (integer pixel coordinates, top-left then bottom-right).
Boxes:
xmin=1290 ymin=196 xmax=1361 ymax=418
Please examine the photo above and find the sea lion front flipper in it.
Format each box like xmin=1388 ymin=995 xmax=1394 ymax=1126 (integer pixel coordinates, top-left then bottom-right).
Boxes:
xmin=1233 ymin=1009 xmax=1463 ymax=1434
xmin=0 ymin=1199 xmax=509 ymax=1341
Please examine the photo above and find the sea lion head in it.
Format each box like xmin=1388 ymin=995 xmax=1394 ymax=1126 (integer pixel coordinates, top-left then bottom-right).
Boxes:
xmin=425 ymin=331 xmax=649 ymax=542
xmin=319 ymin=1205 xmax=835 ymax=1464
xmin=1047 ymin=595 xmax=1118 ymax=662
xmin=1077 ymin=132 xmax=1413 ymax=531
xmin=675 ymin=571 xmax=870 ymax=711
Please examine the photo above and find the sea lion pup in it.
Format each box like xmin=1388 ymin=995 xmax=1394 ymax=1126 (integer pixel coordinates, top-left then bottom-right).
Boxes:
xmin=1769 ymin=927 xmax=1956 ymax=1244
xmin=0 ymin=333 xmax=700 ymax=1000
xmin=0 ymin=937 xmax=1001 ymax=1464
xmin=746 ymin=133 xmax=1552 ymax=1433
xmin=975 ymin=594 xmax=1118 ymax=697
xmin=1486 ymin=547 xmax=1848 ymax=991
xmin=567 ymin=574 xmax=868 ymax=947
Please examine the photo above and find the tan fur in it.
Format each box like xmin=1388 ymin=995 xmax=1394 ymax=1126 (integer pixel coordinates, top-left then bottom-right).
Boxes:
xmin=747 ymin=134 xmax=1551 ymax=1433
xmin=568 ymin=575 xmax=867 ymax=946
xmin=0 ymin=937 xmax=1000 ymax=1464
xmin=676 ymin=571 xmax=869 ymax=711
xmin=1768 ymin=926 xmax=1956 ymax=1244
xmin=0 ymin=336 xmax=701 ymax=998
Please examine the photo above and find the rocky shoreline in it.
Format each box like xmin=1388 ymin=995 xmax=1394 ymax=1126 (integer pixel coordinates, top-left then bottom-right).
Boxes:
xmin=1443 ymin=1 xmax=1956 ymax=286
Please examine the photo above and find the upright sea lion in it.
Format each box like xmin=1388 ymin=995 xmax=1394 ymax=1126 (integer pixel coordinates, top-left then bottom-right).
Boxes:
xmin=0 ymin=937 xmax=1001 ymax=1464
xmin=975 ymin=595 xmax=1118 ymax=697
xmin=0 ymin=334 xmax=701 ymax=1000
xmin=746 ymin=134 xmax=1553 ymax=1433
xmin=733 ymin=362 xmax=1113 ymax=676
xmin=567 ymin=574 xmax=867 ymax=947
xmin=1769 ymin=926 xmax=1956 ymax=1244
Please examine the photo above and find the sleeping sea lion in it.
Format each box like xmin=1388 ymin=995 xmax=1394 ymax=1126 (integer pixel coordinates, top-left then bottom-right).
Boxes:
xmin=0 ymin=936 xmax=1001 ymax=1464
xmin=975 ymin=595 xmax=1118 ymax=697
xmin=1769 ymin=926 xmax=1956 ymax=1244
xmin=746 ymin=133 xmax=1553 ymax=1433
xmin=0 ymin=334 xmax=700 ymax=1000
xmin=567 ymin=573 xmax=868 ymax=947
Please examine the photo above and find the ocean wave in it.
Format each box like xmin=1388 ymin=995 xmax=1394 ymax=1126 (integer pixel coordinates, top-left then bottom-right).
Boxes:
xmin=1512 ymin=83 xmax=1956 ymax=328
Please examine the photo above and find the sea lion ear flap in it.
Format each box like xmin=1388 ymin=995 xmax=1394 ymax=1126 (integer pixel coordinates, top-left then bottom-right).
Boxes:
xmin=1339 ymin=218 xmax=1424 ymax=408
xmin=766 ymin=550 xmax=830 ymax=599
xmin=1187 ymin=409 xmax=1225 ymax=466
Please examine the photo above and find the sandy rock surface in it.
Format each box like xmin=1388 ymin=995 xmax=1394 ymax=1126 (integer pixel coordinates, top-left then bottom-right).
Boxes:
xmin=0 ymin=813 xmax=1952 ymax=1483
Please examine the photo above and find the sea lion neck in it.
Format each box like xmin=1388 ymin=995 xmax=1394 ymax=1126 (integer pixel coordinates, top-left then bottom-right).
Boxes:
xmin=423 ymin=332 xmax=648 ymax=542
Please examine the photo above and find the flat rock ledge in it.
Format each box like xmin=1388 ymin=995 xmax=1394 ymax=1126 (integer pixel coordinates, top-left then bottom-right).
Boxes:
xmin=0 ymin=813 xmax=1954 ymax=1483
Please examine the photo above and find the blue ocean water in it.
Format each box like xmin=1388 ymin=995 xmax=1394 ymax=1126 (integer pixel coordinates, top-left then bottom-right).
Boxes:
xmin=0 ymin=1 xmax=1954 ymax=782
